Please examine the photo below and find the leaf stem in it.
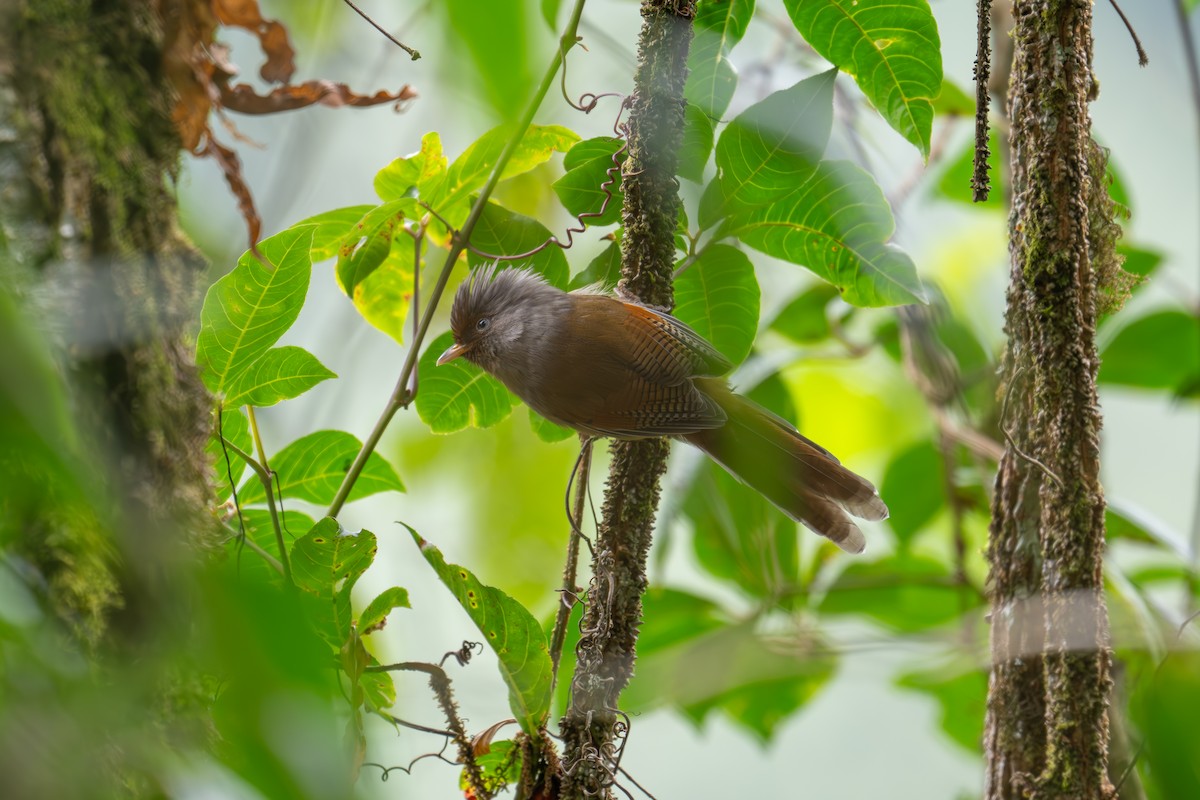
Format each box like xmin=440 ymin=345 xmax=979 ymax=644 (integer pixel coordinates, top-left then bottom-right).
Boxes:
xmin=325 ymin=0 xmax=590 ymax=519
xmin=223 ymin=435 xmax=293 ymax=584
xmin=223 ymin=522 xmax=285 ymax=575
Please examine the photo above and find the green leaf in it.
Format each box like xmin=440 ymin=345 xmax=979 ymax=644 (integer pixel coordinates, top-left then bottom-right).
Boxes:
xmin=1133 ymin=653 xmax=1200 ymax=799
xmin=358 ymin=586 xmax=411 ymax=634
xmin=880 ymin=439 xmax=943 ymax=547
xmin=819 ymin=555 xmax=979 ymax=631
xmin=460 ymin=740 xmax=522 ymax=795
xmin=678 ymin=103 xmax=715 ymax=183
xmin=682 ymin=462 xmax=798 ymax=603
xmin=1107 ymin=498 xmax=1189 ymax=558
xmin=745 ymin=371 xmax=798 ymax=422
xmin=540 ymin=0 xmax=562 ymax=28
xmin=785 ymin=0 xmax=942 ymax=157
xmin=417 ymin=331 xmax=516 ymax=433
xmin=222 ymin=346 xmax=336 ymax=408
xmin=432 ymin=124 xmax=579 ymax=220
xmin=769 ymin=283 xmax=838 ymax=343
xmin=552 ymin=137 xmax=624 ymax=227
xmin=711 ymin=71 xmax=836 ymax=217
xmin=238 ymin=430 xmax=404 ymax=506
xmin=208 ymin=407 xmax=252 ymax=496
xmin=374 ymin=131 xmax=448 ymax=201
xmin=196 ymin=227 xmax=315 ymax=399
xmin=349 ymin=229 xmax=417 ymax=345
xmin=569 ymin=238 xmax=622 ymax=290
xmin=1117 ymin=244 xmax=1162 ymax=282
xmin=685 ymin=0 xmax=756 ymax=119
xmin=1100 ymin=310 xmax=1200 ymax=397
xmin=337 ymin=215 xmax=399 ymax=295
xmin=442 ymin=0 xmax=537 ymax=120
xmin=695 ymin=0 xmax=755 ymax=47
xmin=295 ymin=205 xmax=376 ymax=262
xmin=727 ymin=160 xmax=926 ymax=306
xmin=292 ymin=519 xmax=377 ymax=645
xmin=673 ymin=244 xmax=760 ymax=366
xmin=896 ymin=662 xmax=987 ymax=752
xmin=465 ymin=203 xmax=570 ymax=289
xmin=360 ymin=669 xmax=397 ymax=714
xmin=931 ymin=79 xmax=974 ymax=116
xmin=226 ymin=508 xmax=315 ymax=580
xmin=529 ymin=408 xmax=574 ymax=442
xmin=626 ymin=616 xmax=834 ymax=742
xmin=409 ymin=528 xmax=553 ymax=736
xmin=936 ymin=127 xmax=1002 ymax=210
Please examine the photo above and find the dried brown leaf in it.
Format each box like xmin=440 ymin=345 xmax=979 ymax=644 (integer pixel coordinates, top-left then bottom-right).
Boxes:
xmin=211 ymin=0 xmax=296 ymax=84
xmin=201 ymin=135 xmax=262 ymax=252
xmin=220 ymin=80 xmax=417 ymax=114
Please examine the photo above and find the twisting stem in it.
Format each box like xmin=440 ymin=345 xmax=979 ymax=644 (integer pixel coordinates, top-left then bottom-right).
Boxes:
xmin=550 ymin=437 xmax=594 ymax=683
xmin=325 ymin=0 xmax=591 ymax=519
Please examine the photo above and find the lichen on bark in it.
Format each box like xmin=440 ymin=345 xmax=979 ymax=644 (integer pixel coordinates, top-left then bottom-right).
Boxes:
xmin=558 ymin=1 xmax=696 ymax=797
xmin=983 ymin=1 xmax=1117 ymax=798
xmin=1 ymin=0 xmax=216 ymax=649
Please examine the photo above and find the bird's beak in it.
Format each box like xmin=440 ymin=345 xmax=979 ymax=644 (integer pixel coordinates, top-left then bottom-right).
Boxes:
xmin=436 ymin=342 xmax=468 ymax=366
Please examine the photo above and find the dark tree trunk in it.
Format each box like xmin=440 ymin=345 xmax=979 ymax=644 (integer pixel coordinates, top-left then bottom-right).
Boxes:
xmin=0 ymin=2 xmax=215 ymax=792
xmin=557 ymin=1 xmax=696 ymax=797
xmin=983 ymin=1 xmax=1116 ymax=798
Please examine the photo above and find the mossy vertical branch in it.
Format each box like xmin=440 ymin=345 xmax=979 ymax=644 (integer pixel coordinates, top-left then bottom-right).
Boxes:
xmin=983 ymin=1 xmax=1115 ymax=798
xmin=558 ymin=1 xmax=695 ymax=797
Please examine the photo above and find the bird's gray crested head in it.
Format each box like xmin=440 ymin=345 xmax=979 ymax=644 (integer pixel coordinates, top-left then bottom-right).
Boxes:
xmin=447 ymin=264 xmax=567 ymax=373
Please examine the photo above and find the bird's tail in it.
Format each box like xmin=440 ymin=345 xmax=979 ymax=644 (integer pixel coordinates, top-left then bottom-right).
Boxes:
xmin=682 ymin=381 xmax=888 ymax=553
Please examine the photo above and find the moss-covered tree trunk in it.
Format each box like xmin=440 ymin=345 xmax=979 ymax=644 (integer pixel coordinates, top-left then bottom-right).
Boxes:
xmin=983 ymin=1 xmax=1115 ymax=798
xmin=0 ymin=0 xmax=214 ymax=704
xmin=557 ymin=1 xmax=695 ymax=797
xmin=2 ymin=0 xmax=214 ymax=639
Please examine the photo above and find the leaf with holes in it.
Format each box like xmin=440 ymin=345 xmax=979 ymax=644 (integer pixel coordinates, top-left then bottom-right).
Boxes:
xmin=350 ymin=230 xmax=418 ymax=345
xmin=295 ymin=205 xmax=376 ymax=262
xmin=784 ymin=0 xmax=942 ymax=158
xmin=292 ymin=518 xmax=377 ymax=646
xmin=358 ymin=586 xmax=411 ymax=635
xmin=197 ymin=227 xmax=315 ymax=399
xmin=409 ymin=527 xmax=553 ymax=736
xmin=374 ymin=131 xmax=449 ymax=202
xmin=238 ymin=430 xmax=404 ymax=506
xmin=465 ymin=204 xmax=569 ymax=288
xmin=417 ymin=331 xmax=516 ymax=433
xmin=726 ymin=159 xmax=925 ymax=306
xmin=674 ymin=245 xmax=760 ymax=366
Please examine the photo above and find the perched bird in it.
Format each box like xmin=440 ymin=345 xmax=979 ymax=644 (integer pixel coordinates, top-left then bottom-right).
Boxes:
xmin=438 ymin=266 xmax=888 ymax=552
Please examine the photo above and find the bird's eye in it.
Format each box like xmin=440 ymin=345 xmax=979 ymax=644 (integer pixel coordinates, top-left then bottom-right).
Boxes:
xmin=476 ymin=318 xmax=490 ymax=331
